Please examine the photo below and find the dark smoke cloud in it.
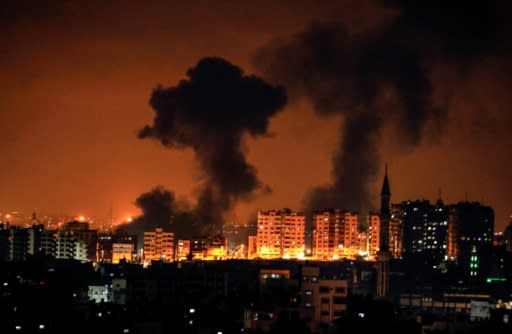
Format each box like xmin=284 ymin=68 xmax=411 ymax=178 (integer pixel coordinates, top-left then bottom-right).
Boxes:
xmin=117 ymin=187 xmax=195 ymax=244
xmin=137 ymin=57 xmax=286 ymax=236
xmin=253 ymin=0 xmax=509 ymax=214
xmin=383 ymin=0 xmax=511 ymax=60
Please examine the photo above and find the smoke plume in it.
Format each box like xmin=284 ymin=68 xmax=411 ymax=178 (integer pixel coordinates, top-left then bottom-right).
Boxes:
xmin=253 ymin=0 xmax=508 ymax=214
xmin=136 ymin=57 xmax=286 ymax=236
xmin=117 ymin=187 xmax=194 ymax=242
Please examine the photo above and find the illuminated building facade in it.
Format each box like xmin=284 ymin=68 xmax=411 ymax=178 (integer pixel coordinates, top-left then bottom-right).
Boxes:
xmin=176 ymin=239 xmax=190 ymax=261
xmin=112 ymin=243 xmax=135 ymax=263
xmin=205 ymin=236 xmax=228 ymax=260
xmin=61 ymin=221 xmax=99 ymax=261
xmin=88 ymin=284 xmax=113 ymax=303
xmin=143 ymin=227 xmax=174 ymax=263
xmin=190 ymin=236 xmax=227 ymax=260
xmin=390 ymin=205 xmax=403 ymax=258
xmin=312 ymin=210 xmax=362 ymax=260
xmin=97 ymin=231 xmax=137 ymax=263
xmin=256 ymin=209 xmax=305 ymax=259
xmin=55 ymin=232 xmax=87 ymax=260
xmin=40 ymin=231 xmax=57 ymax=257
xmin=35 ymin=229 xmax=87 ymax=261
xmin=367 ymin=213 xmax=380 ymax=258
xmin=247 ymin=235 xmax=257 ymax=259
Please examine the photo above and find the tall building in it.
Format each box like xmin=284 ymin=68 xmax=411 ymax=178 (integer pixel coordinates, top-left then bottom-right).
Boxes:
xmin=8 ymin=225 xmax=44 ymax=261
xmin=176 ymin=239 xmax=191 ymax=261
xmin=448 ymin=202 xmax=494 ymax=279
xmin=343 ymin=211 xmax=361 ymax=253
xmin=367 ymin=213 xmax=380 ymax=258
xmin=0 ymin=228 xmax=9 ymax=261
xmin=425 ymin=199 xmax=449 ymax=263
xmin=62 ymin=221 xmax=99 ymax=259
xmin=256 ymin=209 xmax=305 ymax=259
xmin=54 ymin=231 xmax=87 ymax=260
xmin=503 ymin=216 xmax=512 ymax=252
xmin=394 ymin=199 xmax=448 ymax=264
xmin=97 ymin=233 xmax=114 ymax=262
xmin=312 ymin=209 xmax=344 ymax=260
xmin=312 ymin=210 xmax=362 ymax=260
xmin=143 ymin=227 xmax=174 ymax=263
xmin=300 ymin=266 xmax=348 ymax=332
xmin=390 ymin=205 xmax=403 ymax=258
xmin=376 ymin=166 xmax=391 ymax=298
xmin=400 ymin=200 xmax=429 ymax=256
xmin=247 ymin=235 xmax=257 ymax=259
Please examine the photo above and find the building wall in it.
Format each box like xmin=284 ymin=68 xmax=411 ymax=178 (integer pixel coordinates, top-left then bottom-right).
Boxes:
xmin=143 ymin=228 xmax=174 ymax=263
xmin=300 ymin=266 xmax=348 ymax=331
xmin=190 ymin=236 xmax=227 ymax=260
xmin=74 ymin=239 xmax=87 ymax=261
xmin=40 ymin=231 xmax=57 ymax=257
xmin=88 ymin=285 xmax=113 ymax=303
xmin=248 ymin=235 xmax=257 ymax=259
xmin=312 ymin=210 xmax=343 ymax=260
xmin=112 ymin=243 xmax=135 ymax=263
xmin=73 ymin=230 xmax=98 ymax=261
xmin=343 ymin=212 xmax=360 ymax=252
xmin=9 ymin=228 xmax=29 ymax=261
xmin=312 ymin=210 xmax=362 ymax=260
xmin=390 ymin=205 xmax=403 ymax=258
xmin=176 ymin=239 xmax=190 ymax=261
xmin=55 ymin=233 xmax=76 ymax=259
xmin=98 ymin=233 xmax=113 ymax=263
xmin=368 ymin=213 xmax=380 ymax=258
xmin=256 ymin=209 xmax=305 ymax=259
xmin=503 ymin=220 xmax=512 ymax=252
xmin=424 ymin=201 xmax=448 ymax=263
xmin=393 ymin=200 xmax=449 ymax=264
xmin=448 ymin=202 xmax=494 ymax=278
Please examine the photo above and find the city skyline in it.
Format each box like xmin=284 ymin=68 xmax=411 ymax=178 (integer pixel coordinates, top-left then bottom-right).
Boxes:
xmin=1 ymin=1 xmax=511 ymax=232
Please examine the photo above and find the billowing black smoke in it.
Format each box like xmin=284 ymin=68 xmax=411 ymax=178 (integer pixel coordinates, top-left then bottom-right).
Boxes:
xmin=253 ymin=0 xmax=508 ymax=214
xmin=117 ymin=187 xmax=194 ymax=243
xmin=135 ymin=57 xmax=286 ymax=236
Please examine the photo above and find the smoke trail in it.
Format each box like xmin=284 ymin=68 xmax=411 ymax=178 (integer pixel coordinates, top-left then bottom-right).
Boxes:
xmin=253 ymin=24 xmax=439 ymax=214
xmin=138 ymin=57 xmax=286 ymax=235
xmin=253 ymin=0 xmax=508 ymax=214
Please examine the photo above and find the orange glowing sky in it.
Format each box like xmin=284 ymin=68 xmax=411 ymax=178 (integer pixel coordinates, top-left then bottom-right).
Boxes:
xmin=1 ymin=1 xmax=511 ymax=231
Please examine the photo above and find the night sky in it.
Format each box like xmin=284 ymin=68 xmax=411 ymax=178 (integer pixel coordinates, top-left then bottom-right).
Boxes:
xmin=1 ymin=0 xmax=511 ymax=232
